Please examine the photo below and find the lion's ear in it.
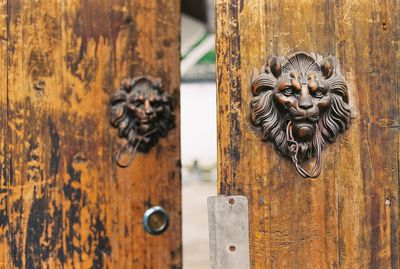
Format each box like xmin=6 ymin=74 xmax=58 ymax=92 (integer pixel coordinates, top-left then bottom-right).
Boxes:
xmin=320 ymin=56 xmax=335 ymax=78
xmin=152 ymin=77 xmax=162 ymax=88
xmin=268 ymin=56 xmax=282 ymax=78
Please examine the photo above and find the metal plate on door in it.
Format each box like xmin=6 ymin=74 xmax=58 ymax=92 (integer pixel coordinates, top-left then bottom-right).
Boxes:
xmin=208 ymin=195 xmax=250 ymax=269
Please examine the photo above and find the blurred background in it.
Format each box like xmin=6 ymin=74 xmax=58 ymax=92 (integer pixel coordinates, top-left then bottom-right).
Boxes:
xmin=180 ymin=0 xmax=216 ymax=268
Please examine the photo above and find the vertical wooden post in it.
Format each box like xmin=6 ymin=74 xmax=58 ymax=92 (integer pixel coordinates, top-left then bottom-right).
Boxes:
xmin=0 ymin=0 xmax=7 ymax=266
xmin=216 ymin=0 xmax=399 ymax=268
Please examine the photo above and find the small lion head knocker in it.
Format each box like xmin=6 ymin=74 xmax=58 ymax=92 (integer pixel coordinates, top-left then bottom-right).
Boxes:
xmin=250 ymin=52 xmax=351 ymax=178
xmin=110 ymin=76 xmax=175 ymax=167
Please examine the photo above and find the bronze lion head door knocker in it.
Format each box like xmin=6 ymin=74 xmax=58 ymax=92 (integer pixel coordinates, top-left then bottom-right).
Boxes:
xmin=250 ymin=52 xmax=351 ymax=178
xmin=110 ymin=77 xmax=175 ymax=167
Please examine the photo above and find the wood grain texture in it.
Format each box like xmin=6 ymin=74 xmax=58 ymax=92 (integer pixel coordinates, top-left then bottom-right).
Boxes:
xmin=0 ymin=0 xmax=7 ymax=267
xmin=1 ymin=0 xmax=181 ymax=268
xmin=216 ymin=0 xmax=399 ymax=268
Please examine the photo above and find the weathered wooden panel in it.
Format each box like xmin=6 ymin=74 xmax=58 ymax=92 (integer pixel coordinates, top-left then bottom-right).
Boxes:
xmin=216 ymin=0 xmax=399 ymax=268
xmin=0 ymin=0 xmax=7 ymax=267
xmin=2 ymin=0 xmax=181 ymax=268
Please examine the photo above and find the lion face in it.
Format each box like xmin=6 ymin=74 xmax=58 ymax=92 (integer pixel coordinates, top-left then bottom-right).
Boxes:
xmin=274 ymin=69 xmax=331 ymax=142
xmin=251 ymin=52 xmax=351 ymax=177
xmin=110 ymin=77 xmax=175 ymax=166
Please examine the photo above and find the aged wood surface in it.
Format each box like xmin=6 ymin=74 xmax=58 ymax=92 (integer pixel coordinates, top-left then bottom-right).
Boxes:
xmin=0 ymin=0 xmax=7 ymax=267
xmin=1 ymin=0 xmax=181 ymax=268
xmin=216 ymin=0 xmax=399 ymax=268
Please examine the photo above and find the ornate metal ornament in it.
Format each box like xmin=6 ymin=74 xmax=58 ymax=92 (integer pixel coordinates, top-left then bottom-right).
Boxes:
xmin=250 ymin=52 xmax=351 ymax=178
xmin=110 ymin=76 xmax=175 ymax=167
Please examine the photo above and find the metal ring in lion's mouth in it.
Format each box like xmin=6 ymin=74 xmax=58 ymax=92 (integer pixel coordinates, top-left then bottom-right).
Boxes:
xmin=115 ymin=128 xmax=160 ymax=168
xmin=286 ymin=121 xmax=322 ymax=178
xmin=115 ymin=140 xmax=140 ymax=168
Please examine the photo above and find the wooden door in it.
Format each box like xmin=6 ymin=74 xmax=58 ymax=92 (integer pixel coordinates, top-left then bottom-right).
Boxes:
xmin=216 ymin=0 xmax=399 ymax=268
xmin=0 ymin=0 xmax=181 ymax=268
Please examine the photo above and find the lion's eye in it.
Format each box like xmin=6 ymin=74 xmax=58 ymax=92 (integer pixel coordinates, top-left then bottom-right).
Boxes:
xmin=133 ymin=100 xmax=142 ymax=107
xmin=283 ymin=87 xmax=293 ymax=97
xmin=151 ymin=100 xmax=160 ymax=107
xmin=313 ymin=89 xmax=325 ymax=98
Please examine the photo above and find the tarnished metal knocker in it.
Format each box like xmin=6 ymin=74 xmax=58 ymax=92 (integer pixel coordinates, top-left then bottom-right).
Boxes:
xmin=250 ymin=52 xmax=351 ymax=178
xmin=109 ymin=76 xmax=175 ymax=167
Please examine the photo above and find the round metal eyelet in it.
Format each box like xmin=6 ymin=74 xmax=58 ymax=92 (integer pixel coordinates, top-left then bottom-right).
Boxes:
xmin=142 ymin=206 xmax=169 ymax=235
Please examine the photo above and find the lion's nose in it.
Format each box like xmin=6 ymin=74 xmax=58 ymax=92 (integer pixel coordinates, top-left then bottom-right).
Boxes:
xmin=298 ymin=93 xmax=313 ymax=110
xmin=144 ymin=100 xmax=154 ymax=115
xmin=298 ymin=83 xmax=313 ymax=110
